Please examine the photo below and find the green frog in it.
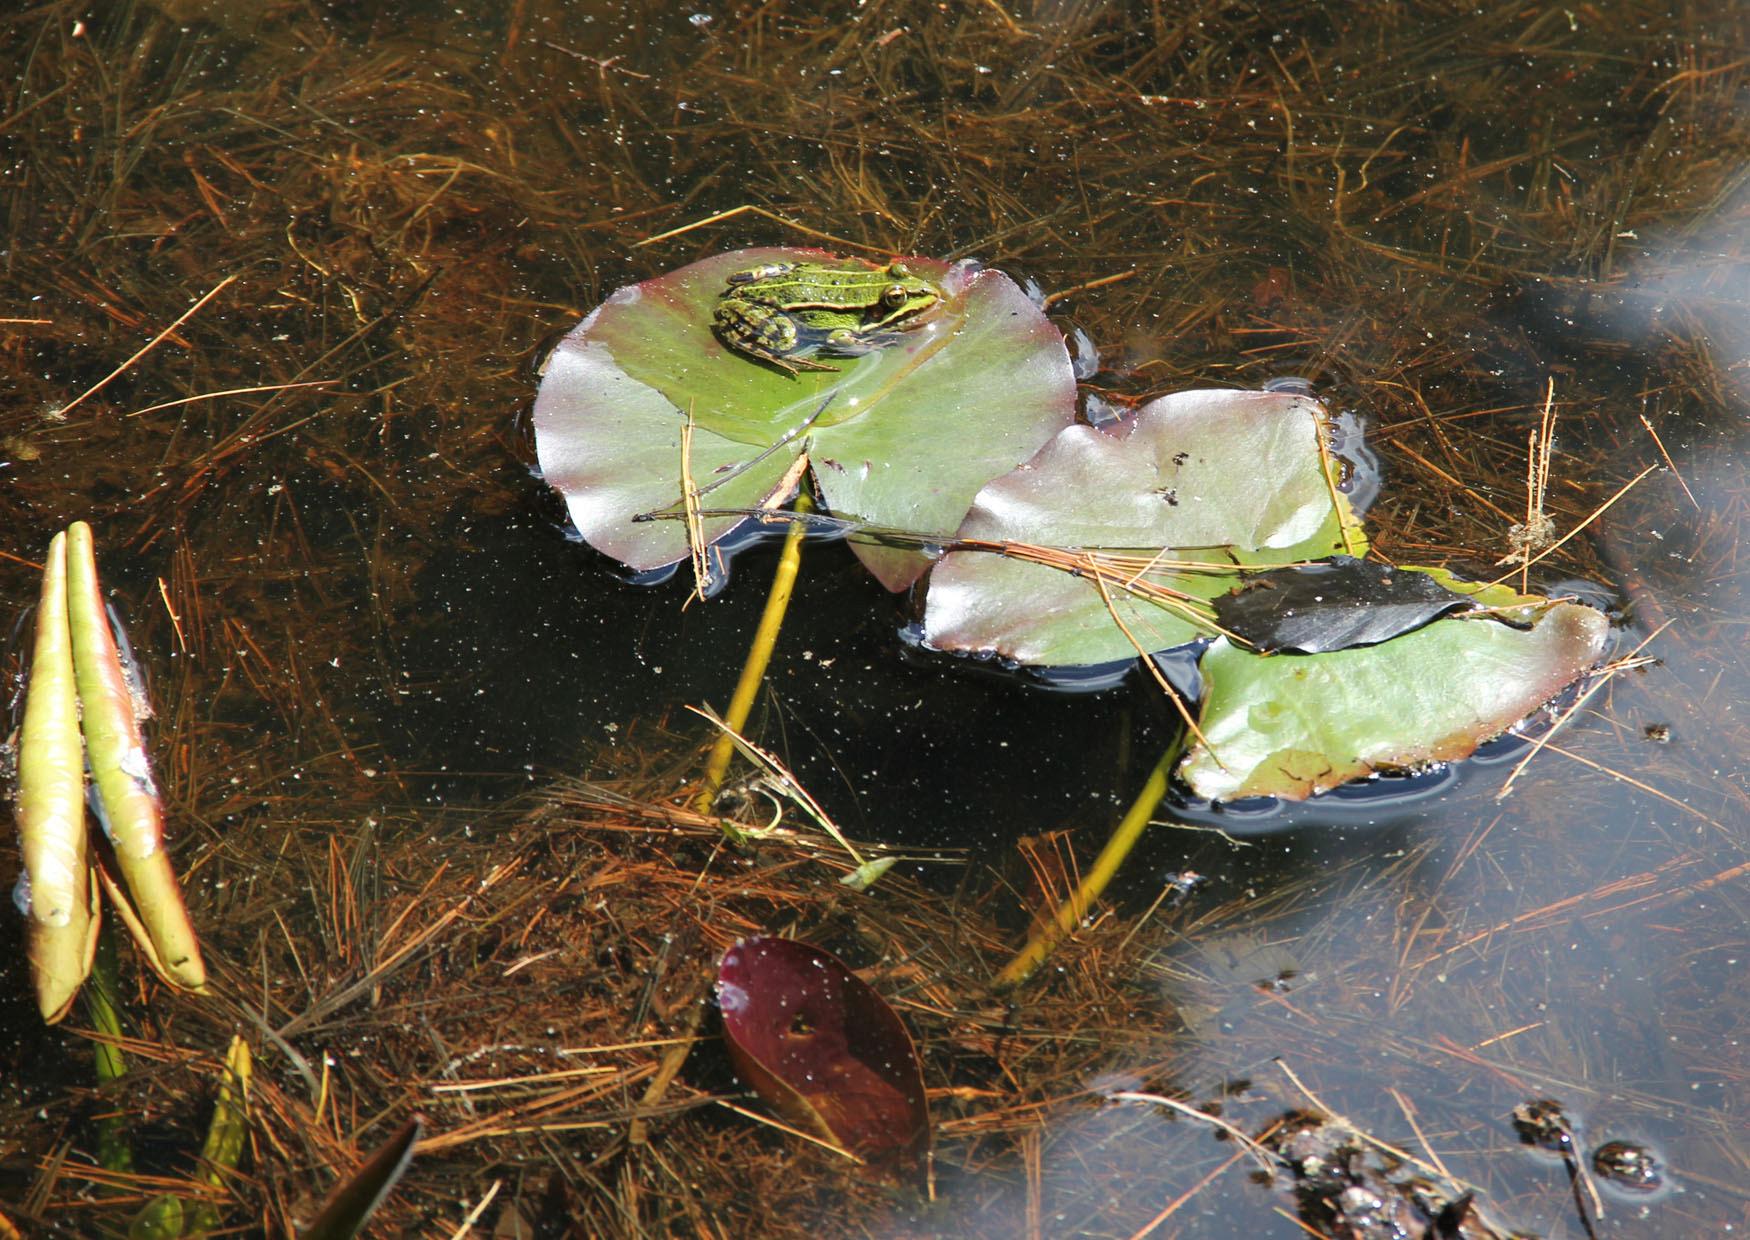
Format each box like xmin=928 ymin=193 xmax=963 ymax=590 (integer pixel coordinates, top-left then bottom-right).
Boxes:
xmin=713 ymin=259 xmax=941 ymax=375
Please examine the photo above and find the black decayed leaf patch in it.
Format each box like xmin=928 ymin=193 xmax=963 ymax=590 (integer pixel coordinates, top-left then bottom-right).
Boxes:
xmin=1214 ymin=557 xmax=1474 ymax=654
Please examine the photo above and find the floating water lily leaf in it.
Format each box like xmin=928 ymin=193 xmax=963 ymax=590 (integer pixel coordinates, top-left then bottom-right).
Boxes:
xmin=1179 ymin=595 xmax=1610 ymax=801
xmin=1213 ymin=557 xmax=1475 ymax=654
xmin=924 ymin=389 xmax=1364 ymax=666
xmin=717 ymin=936 xmax=929 ymax=1166
xmin=533 ymin=248 xmax=1076 ymax=590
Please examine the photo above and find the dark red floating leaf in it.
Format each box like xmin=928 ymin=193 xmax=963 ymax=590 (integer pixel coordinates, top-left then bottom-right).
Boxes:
xmin=717 ymin=936 xmax=929 ymax=1167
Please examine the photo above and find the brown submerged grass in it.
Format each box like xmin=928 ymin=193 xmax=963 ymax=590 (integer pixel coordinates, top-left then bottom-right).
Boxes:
xmin=1 ymin=0 xmax=1748 ymax=1235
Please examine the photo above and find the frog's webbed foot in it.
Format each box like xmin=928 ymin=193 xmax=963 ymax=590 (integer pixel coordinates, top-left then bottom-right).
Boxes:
xmin=765 ymin=352 xmax=839 ymax=376
xmin=726 ymin=340 xmax=838 ymax=376
xmin=715 ymin=304 xmax=839 ymax=377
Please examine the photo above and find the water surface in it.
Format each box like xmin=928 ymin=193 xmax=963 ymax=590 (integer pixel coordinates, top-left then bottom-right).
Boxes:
xmin=1 ymin=2 xmax=1746 ymax=1235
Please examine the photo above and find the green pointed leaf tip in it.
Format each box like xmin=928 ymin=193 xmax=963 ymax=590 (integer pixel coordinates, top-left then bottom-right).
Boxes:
xmin=924 ymin=389 xmax=1362 ymax=667
xmin=840 ymin=856 xmax=898 ymax=892
xmin=200 ymin=1037 xmax=252 ymax=1177
xmin=1180 ymin=599 xmax=1610 ymax=802
xmin=532 ymin=248 xmax=1077 ymax=591
xmin=299 ymin=1115 xmax=423 ymax=1240
xmin=127 ymin=1196 xmax=183 ymax=1240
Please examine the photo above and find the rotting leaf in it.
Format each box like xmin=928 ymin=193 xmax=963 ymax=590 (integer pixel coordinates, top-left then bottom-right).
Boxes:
xmin=923 ymin=388 xmax=1364 ymax=667
xmin=1271 ymin=1113 xmax=1515 ymax=1240
xmin=717 ymin=936 xmax=929 ymax=1167
xmin=532 ymin=248 xmax=1076 ymax=590
xmin=1213 ymin=557 xmax=1475 ymax=654
xmin=1180 ymin=598 xmax=1611 ymax=801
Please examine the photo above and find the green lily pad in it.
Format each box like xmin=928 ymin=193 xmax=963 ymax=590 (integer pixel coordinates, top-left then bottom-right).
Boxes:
xmin=1179 ymin=594 xmax=1610 ymax=802
xmin=532 ymin=248 xmax=1077 ymax=591
xmin=923 ymin=389 xmax=1364 ymax=666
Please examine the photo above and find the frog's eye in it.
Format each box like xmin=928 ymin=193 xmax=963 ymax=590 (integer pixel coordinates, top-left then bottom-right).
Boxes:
xmin=882 ymin=283 xmax=911 ymax=307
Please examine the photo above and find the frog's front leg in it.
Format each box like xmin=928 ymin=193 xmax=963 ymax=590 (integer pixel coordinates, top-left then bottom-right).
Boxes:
xmin=822 ymin=326 xmax=895 ymax=356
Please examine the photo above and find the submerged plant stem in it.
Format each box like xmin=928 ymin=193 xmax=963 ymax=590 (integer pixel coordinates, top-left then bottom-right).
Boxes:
xmin=995 ymin=734 xmax=1185 ymax=989
xmin=86 ymin=931 xmax=133 ymax=1174
xmin=696 ymin=496 xmax=813 ymax=812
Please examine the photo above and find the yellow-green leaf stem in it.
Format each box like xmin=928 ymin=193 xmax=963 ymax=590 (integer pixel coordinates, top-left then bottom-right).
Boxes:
xmin=695 ymin=497 xmax=811 ymax=812
xmin=87 ymin=931 xmax=134 ymax=1173
xmin=995 ymin=736 xmax=1184 ymax=989
xmin=65 ymin=522 xmax=206 ymax=992
xmin=14 ymin=531 xmax=99 ymax=1021
xmin=130 ymin=1037 xmax=251 ymax=1237
xmin=182 ymin=1036 xmax=252 ymax=1234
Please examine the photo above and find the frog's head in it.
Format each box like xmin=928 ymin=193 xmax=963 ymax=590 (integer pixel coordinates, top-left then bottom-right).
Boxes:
xmin=877 ymin=262 xmax=941 ymax=323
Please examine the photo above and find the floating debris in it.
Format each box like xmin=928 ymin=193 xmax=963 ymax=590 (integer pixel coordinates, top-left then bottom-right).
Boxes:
xmin=1512 ymin=1099 xmax=1578 ymax=1155
xmin=1269 ymin=1113 xmax=1511 ymax=1240
xmin=1591 ymin=1140 xmax=1664 ymax=1194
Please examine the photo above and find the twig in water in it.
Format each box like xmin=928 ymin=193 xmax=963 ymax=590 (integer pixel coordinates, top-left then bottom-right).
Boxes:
xmin=713 ymin=1100 xmax=865 ymax=1164
xmin=1489 ymin=464 xmax=1657 ymax=587
xmin=689 ymin=702 xmax=867 ymax=870
xmin=679 ymin=410 xmax=710 ymax=605
xmin=446 ymin=1179 xmax=501 ymax=1240
xmin=1090 ymin=570 xmax=1217 ymax=757
xmin=1041 ymin=269 xmax=1136 ymax=308
xmin=1639 ymin=413 xmax=1700 ymax=511
xmin=1275 ymin=1060 xmax=1479 ymax=1194
xmin=123 ymin=379 xmax=335 ymax=418
xmin=1496 ymin=621 xmax=1671 ymax=802
xmin=1106 ymin=1091 xmax=1277 ymax=1173
xmin=53 ymin=275 xmax=239 ymax=419
xmin=637 ymin=205 xmax=881 ymax=253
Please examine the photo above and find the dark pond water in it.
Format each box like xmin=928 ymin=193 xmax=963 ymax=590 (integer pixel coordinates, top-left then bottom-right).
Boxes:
xmin=1 ymin=1 xmax=1746 ymax=1236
